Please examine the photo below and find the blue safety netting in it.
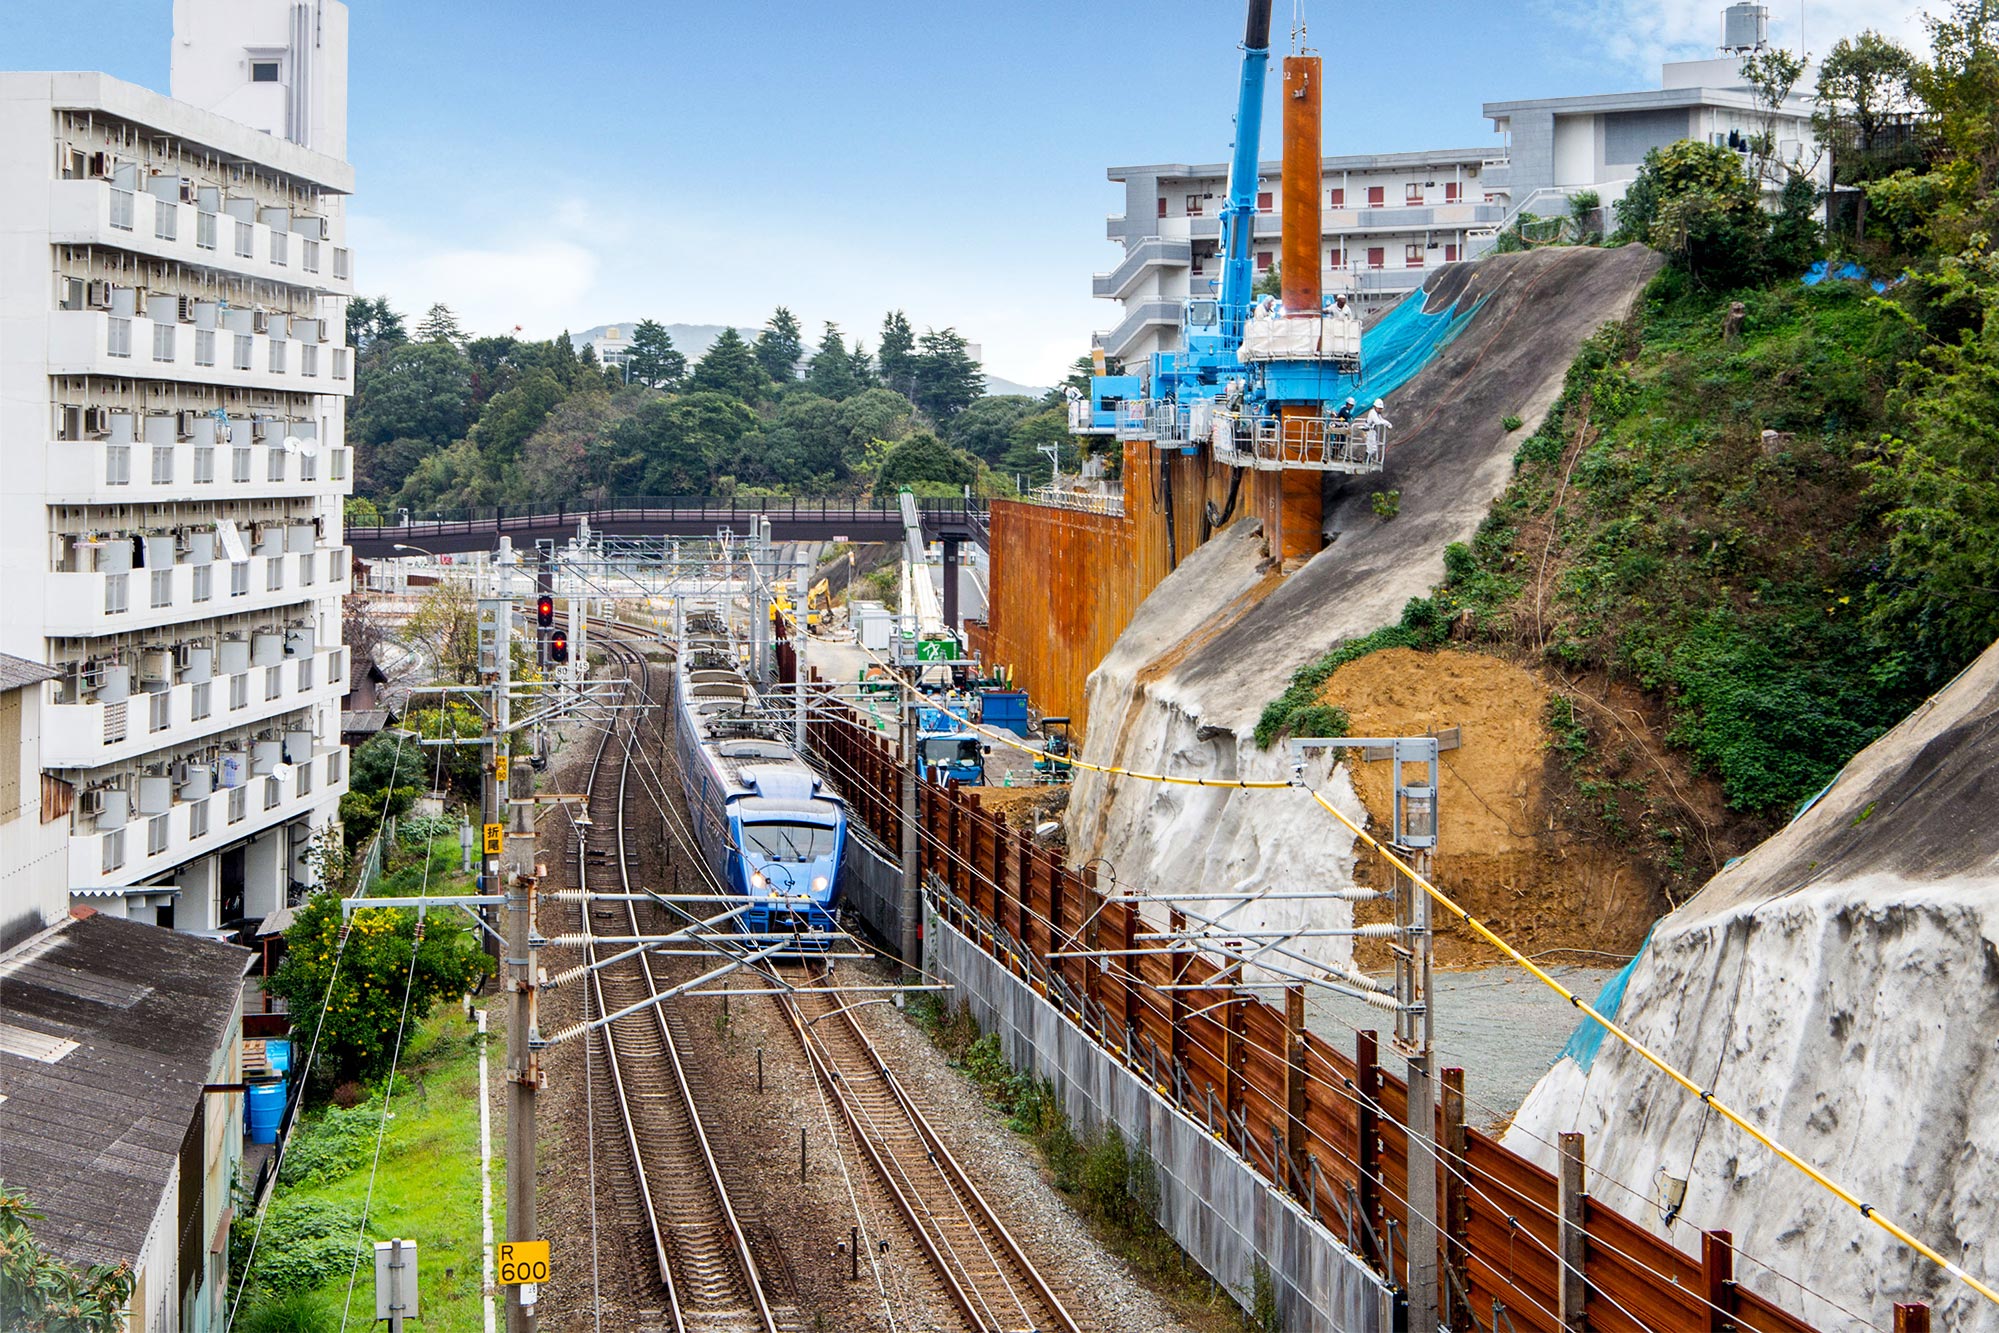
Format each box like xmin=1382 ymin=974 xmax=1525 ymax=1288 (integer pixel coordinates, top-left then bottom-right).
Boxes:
xmin=1347 ymin=284 xmax=1488 ymax=406
xmin=1558 ymin=925 xmax=1654 ymax=1072
xmin=1801 ymin=259 xmax=1899 ymax=294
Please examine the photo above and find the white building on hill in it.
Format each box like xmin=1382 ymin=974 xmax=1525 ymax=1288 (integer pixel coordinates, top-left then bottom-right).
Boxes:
xmin=0 ymin=0 xmax=354 ymax=935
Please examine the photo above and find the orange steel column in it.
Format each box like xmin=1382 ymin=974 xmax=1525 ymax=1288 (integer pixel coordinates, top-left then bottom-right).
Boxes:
xmin=1272 ymin=52 xmax=1325 ymax=564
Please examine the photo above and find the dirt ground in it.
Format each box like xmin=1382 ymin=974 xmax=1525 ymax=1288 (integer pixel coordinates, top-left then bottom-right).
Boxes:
xmin=1321 ymin=647 xmax=1658 ymax=967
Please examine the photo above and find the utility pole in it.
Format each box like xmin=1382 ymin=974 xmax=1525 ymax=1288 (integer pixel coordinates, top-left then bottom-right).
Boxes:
xmin=794 ymin=549 xmax=810 ymax=751
xmin=480 ymin=538 xmax=539 ymax=1333
xmin=899 ymin=700 xmax=919 ymax=973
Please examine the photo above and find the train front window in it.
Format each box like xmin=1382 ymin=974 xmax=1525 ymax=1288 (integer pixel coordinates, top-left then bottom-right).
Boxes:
xmin=742 ymin=822 xmax=837 ymax=863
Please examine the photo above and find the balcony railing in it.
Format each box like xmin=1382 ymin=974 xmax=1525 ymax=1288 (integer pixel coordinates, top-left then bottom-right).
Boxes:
xmin=49 ymin=309 xmax=353 ymax=396
xmin=45 ymin=437 xmax=351 ymax=504
xmin=45 ymin=548 xmax=351 ymax=637
xmin=48 ymin=180 xmax=355 ymax=296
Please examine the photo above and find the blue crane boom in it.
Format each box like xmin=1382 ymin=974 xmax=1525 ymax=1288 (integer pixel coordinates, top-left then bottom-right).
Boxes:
xmin=1217 ymin=0 xmax=1274 ymax=348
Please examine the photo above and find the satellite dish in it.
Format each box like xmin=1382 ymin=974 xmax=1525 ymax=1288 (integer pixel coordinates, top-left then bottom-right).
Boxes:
xmin=270 ymin=762 xmax=294 ymax=783
xmin=282 ymin=435 xmax=303 ymax=454
xmin=299 ymin=441 xmax=319 ymax=458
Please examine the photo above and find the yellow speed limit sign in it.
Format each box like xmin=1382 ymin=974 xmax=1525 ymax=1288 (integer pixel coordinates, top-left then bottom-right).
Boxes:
xmin=483 ymin=822 xmax=504 ymax=855
xmin=495 ymin=754 xmax=509 ymax=783
xmin=496 ymin=1240 xmax=550 ymax=1286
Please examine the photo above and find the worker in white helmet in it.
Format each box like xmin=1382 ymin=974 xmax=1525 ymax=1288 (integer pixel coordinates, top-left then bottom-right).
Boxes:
xmin=1363 ymin=397 xmax=1392 ymax=462
xmin=1334 ymin=395 xmax=1358 ymax=422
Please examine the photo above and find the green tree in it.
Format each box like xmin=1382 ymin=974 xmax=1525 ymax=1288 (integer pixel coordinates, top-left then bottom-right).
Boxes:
xmin=689 ymin=328 xmax=768 ymax=401
xmin=1617 ymin=140 xmax=1766 ymax=284
xmin=1814 ymin=30 xmax=1921 ymax=193
xmin=517 ymin=388 xmax=641 ymax=505
xmin=611 ymin=390 xmax=758 ymax=494
xmin=1253 ymin=261 xmax=1282 ymax=298
xmin=878 ymin=310 xmax=917 ymax=399
xmin=343 ymin=497 xmax=383 ymax=527
xmin=414 ymin=302 xmax=465 ymax=347
xmin=756 ymin=393 xmax=847 ymax=489
xmin=947 ymin=394 xmax=1038 ymax=464
xmin=805 ymin=323 xmax=858 ymax=400
xmin=754 ymin=306 xmax=805 ymax=382
xmin=1765 ymin=169 xmax=1825 ymax=272
xmin=999 ymin=408 xmax=1076 ymax=486
xmin=911 ymin=327 xmax=983 ymax=423
xmin=345 ymin=295 xmax=406 ymax=353
xmin=0 ymin=1186 xmax=134 ymax=1333
xmin=268 ymin=888 xmax=493 ymax=1087
xmin=469 ymin=370 xmax=565 ymax=475
xmin=403 ymin=579 xmax=480 ymax=683
xmin=834 ymin=388 xmax=914 ymax=461
xmin=847 ymin=339 xmax=876 ymax=390
xmin=624 ymin=319 xmax=687 ymax=391
xmin=1910 ymin=0 xmax=1999 ymax=241
xmin=872 ymin=431 xmax=976 ymax=498
xmin=1739 ymin=47 xmax=1808 ymax=183
xmin=348 ymin=339 xmax=473 ymax=450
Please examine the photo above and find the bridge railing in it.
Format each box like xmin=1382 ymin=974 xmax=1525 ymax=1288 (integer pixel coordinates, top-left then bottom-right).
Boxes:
xmin=347 ymin=495 xmax=989 ymax=544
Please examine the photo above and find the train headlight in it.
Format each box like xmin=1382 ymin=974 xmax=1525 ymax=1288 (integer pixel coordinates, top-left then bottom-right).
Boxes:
xmin=750 ymin=871 xmax=766 ymax=890
xmin=812 ymin=875 xmax=829 ymax=893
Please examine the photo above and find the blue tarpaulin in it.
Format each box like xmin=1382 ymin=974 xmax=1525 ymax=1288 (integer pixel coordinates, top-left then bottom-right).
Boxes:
xmin=1801 ymin=259 xmax=1894 ymax=293
xmin=1558 ymin=926 xmax=1654 ymax=1072
xmin=1348 ymin=284 xmax=1488 ymax=406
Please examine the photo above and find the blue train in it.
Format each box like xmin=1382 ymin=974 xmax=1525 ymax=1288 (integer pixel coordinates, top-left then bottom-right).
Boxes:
xmin=672 ymin=634 xmax=847 ymax=938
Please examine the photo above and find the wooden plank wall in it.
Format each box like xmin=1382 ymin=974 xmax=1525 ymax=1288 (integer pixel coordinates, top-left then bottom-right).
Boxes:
xmin=807 ymin=701 xmax=1851 ymax=1333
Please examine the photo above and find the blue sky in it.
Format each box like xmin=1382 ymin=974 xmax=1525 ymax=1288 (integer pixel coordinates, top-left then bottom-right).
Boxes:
xmin=10 ymin=0 xmax=1925 ymax=382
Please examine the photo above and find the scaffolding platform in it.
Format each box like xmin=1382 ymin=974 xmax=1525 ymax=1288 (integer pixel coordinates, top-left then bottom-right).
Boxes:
xmin=1212 ymin=413 xmax=1388 ymax=474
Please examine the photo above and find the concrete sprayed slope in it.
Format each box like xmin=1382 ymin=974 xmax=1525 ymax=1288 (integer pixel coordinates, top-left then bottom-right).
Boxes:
xmin=1068 ymin=245 xmax=1661 ymax=964
xmin=1507 ymin=640 xmax=1999 ymax=1330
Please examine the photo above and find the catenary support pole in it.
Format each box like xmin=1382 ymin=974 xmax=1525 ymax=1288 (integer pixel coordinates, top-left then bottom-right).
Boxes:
xmin=1558 ymin=1131 xmax=1587 ymax=1332
xmin=899 ymin=701 xmax=920 ymax=972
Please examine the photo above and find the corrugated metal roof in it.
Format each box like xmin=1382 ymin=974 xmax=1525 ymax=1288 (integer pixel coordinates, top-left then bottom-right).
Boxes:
xmin=0 ymin=912 xmax=249 ymax=1271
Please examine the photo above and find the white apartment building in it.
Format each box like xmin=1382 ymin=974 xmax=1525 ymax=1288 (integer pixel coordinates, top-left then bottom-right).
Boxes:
xmin=1097 ymin=147 xmax=1510 ymax=363
xmin=0 ymin=0 xmax=355 ymax=935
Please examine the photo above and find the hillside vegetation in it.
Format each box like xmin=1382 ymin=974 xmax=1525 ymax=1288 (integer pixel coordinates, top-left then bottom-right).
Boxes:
xmin=340 ymin=302 xmax=1089 ymax=520
xmin=1259 ymin=0 xmax=1999 ymax=892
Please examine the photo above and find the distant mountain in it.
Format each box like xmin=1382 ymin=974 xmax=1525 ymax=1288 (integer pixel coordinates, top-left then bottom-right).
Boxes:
xmin=572 ymin=322 xmax=1050 ymax=400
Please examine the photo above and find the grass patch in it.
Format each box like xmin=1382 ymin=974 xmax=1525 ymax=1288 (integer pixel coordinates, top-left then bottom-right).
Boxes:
xmin=233 ymin=1009 xmax=494 ymax=1333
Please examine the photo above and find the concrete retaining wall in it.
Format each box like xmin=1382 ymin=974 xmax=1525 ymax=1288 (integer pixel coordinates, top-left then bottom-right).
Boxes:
xmin=925 ymin=898 xmax=1396 ymax=1332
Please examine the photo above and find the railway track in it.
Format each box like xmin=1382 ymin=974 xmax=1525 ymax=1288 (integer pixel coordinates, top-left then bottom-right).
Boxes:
xmin=777 ymin=964 xmax=1080 ymax=1333
xmin=577 ymin=633 xmax=783 ymax=1333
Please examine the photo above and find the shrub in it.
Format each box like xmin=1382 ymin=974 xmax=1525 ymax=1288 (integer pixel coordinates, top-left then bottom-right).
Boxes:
xmin=230 ymin=1199 xmax=369 ymax=1297
xmin=1370 ymin=489 xmax=1401 ymax=520
xmin=237 ymin=1290 xmax=337 ymax=1333
xmin=278 ymin=1100 xmax=384 ymax=1187
xmin=1501 ymin=414 xmax=1524 ymax=432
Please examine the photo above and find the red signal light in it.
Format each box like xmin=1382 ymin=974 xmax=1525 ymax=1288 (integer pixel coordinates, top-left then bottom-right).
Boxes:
xmin=549 ymin=630 xmax=569 ymax=664
xmin=536 ymin=594 xmax=554 ymax=627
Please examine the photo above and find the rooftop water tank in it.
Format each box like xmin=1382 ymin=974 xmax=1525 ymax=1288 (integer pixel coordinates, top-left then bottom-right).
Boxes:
xmin=1721 ymin=2 xmax=1768 ymax=51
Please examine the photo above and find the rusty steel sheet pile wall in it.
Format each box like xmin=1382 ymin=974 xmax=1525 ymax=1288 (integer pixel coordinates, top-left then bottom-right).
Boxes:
xmin=803 ymin=700 xmax=1839 ymax=1333
xmin=983 ymin=440 xmax=1243 ymax=733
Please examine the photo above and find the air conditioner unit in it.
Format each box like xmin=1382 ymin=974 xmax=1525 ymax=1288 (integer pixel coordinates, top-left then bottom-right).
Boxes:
xmin=88 ymin=151 xmax=112 ymax=179
xmin=85 ymin=280 xmax=113 ymax=310
xmin=79 ymin=788 xmax=104 ymax=817
xmin=179 ymin=179 xmax=198 ymax=204
xmin=251 ymin=310 xmax=270 ymax=335
xmin=174 ymin=409 xmax=196 ymax=439
xmin=176 ymin=295 xmax=196 ymax=323
xmin=82 ymin=406 xmax=111 ymax=436
xmin=312 ymin=216 xmax=330 ymax=240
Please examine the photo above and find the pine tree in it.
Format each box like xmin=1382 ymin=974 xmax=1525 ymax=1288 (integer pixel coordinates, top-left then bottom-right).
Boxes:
xmin=912 ymin=327 xmax=983 ymax=423
xmin=625 ymin=319 xmax=686 ymax=391
xmin=878 ymin=310 xmax=916 ymax=401
xmin=848 ymin=340 xmax=875 ymax=390
xmin=754 ymin=306 xmax=805 ymax=381
xmin=805 ymin=323 xmax=857 ymax=400
xmin=415 ymin=302 xmax=465 ymax=346
xmin=690 ymin=327 xmax=769 ymax=401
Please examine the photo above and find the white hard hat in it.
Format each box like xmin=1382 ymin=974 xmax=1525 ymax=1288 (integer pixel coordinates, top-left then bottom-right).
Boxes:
xmin=1344 ymin=396 xmax=1355 ymax=405
xmin=1373 ymin=399 xmax=1385 ymax=409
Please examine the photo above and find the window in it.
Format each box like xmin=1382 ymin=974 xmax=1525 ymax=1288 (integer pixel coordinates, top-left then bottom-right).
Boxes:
xmin=269 ymin=232 xmax=288 ymax=266
xmin=266 ymin=559 xmax=284 ymax=592
xmin=1405 ymin=182 xmax=1425 ymax=205
xmin=333 ymin=248 xmax=351 ymax=280
xmin=1366 ymin=186 xmax=1385 ymax=207
xmin=1257 ymin=191 xmax=1273 ymax=211
xmin=229 ymin=786 xmax=246 ymax=823
xmin=332 ymin=349 xmax=349 ymax=381
xmin=152 ymin=323 xmax=176 ymax=363
xmin=105 ymin=573 xmax=129 ymax=614
xmin=194 ymin=447 xmax=215 ymax=484
xmin=328 ymin=549 xmax=345 ymax=582
xmin=197 ymin=211 xmax=218 ymax=250
xmin=251 ymin=60 xmax=280 ymax=82
xmin=1367 ymin=246 xmax=1385 ymax=269
xmin=1185 ymin=193 xmax=1203 ymax=216
xmin=299 ymin=655 xmax=314 ymax=690
xmin=1444 ymin=182 xmax=1461 ymax=203
xmin=151 ymin=569 xmax=173 ymax=608
xmin=195 ymin=329 xmax=216 ymax=366
xmin=189 ymin=798 xmax=209 ymax=839
xmin=149 ymin=691 xmax=170 ymax=732
xmin=193 ymin=564 xmax=213 ymax=602
xmin=148 ymin=813 xmax=169 ymax=855
xmin=233 ymin=220 xmax=254 ymax=258
xmin=268 ymin=449 xmax=287 ymax=483
xmin=1156 ymin=197 xmax=1168 ymax=218
xmin=102 ymin=828 xmax=125 ymax=871
xmin=1329 ymin=187 xmax=1345 ymax=207
xmin=191 ymin=682 xmax=211 ymax=720
xmin=1255 ymin=251 xmax=1273 ymax=271
xmin=233 ymin=447 xmax=252 ymax=483
xmin=264 ymin=776 xmax=281 ymax=810
xmin=300 ymin=449 xmax=317 ymax=482
xmin=1445 ymin=243 xmax=1460 ymax=262
xmin=152 ymin=446 xmax=175 ymax=485
xmin=1328 ymin=247 xmax=1344 ymax=268
xmin=302 ymin=239 xmax=320 ymax=272
xmin=265 ymin=665 xmax=281 ymax=700
xmin=327 ymin=748 xmax=344 ymax=785
xmin=1406 ymin=243 xmax=1425 ymax=268
xmin=230 ymin=563 xmax=250 ymax=597
xmin=301 ymin=344 xmax=319 ymax=378
xmin=106 ymin=446 xmax=131 ymax=486
xmin=108 ymin=318 xmax=133 ymax=358
xmin=268 ymin=340 xmax=286 ymax=374
xmin=300 ymin=553 xmax=316 ymax=586
xmin=230 ymin=672 xmax=248 ymax=710
xmin=741 ymin=822 xmax=839 ymax=862
xmin=232 ymin=334 xmax=253 ymax=370
xmin=331 ymin=448 xmax=348 ymax=481
xmin=155 ymin=203 xmax=178 ymax=241
xmin=296 ymin=764 xmax=311 ymax=797
xmin=109 ymin=189 xmax=135 ymax=230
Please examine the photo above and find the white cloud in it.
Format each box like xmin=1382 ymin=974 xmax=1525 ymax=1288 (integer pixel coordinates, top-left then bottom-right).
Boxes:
xmin=1545 ymin=0 xmax=1930 ymax=78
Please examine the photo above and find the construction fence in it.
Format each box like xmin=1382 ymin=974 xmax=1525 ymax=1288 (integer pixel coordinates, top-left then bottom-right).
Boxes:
xmin=807 ymin=699 xmax=1853 ymax=1333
